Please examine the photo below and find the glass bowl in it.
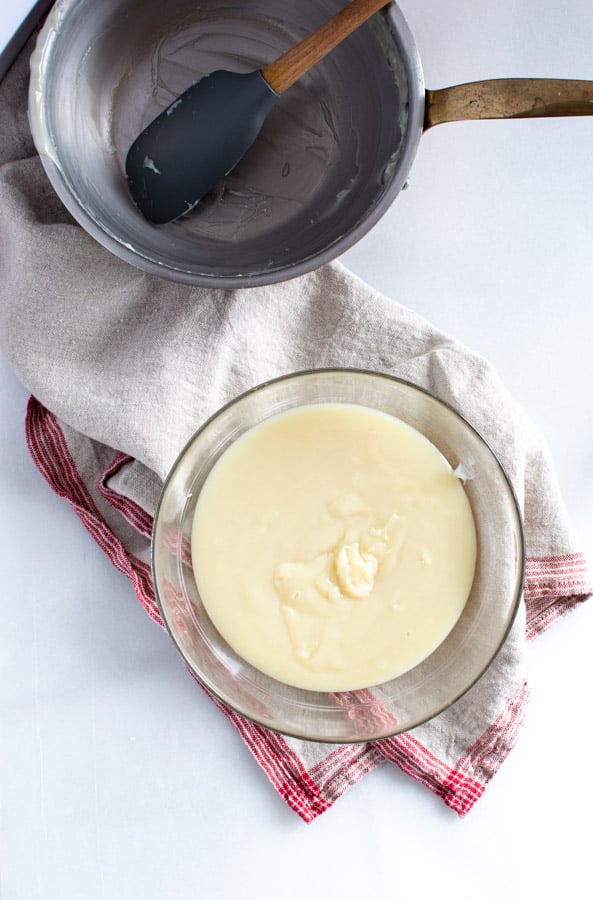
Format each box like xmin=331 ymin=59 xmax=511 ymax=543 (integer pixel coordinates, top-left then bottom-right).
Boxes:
xmin=152 ymin=369 xmax=524 ymax=742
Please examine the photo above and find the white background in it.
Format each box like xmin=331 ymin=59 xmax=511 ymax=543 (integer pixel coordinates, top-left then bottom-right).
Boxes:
xmin=1 ymin=1 xmax=593 ymax=898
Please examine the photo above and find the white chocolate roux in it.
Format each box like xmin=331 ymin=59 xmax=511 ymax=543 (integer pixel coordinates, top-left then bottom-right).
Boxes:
xmin=191 ymin=404 xmax=477 ymax=692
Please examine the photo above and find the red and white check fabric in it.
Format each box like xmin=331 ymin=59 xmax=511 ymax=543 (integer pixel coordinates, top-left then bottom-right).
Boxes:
xmin=24 ymin=398 xmax=591 ymax=822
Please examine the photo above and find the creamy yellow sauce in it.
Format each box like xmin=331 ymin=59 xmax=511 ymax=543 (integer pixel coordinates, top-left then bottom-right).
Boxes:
xmin=191 ymin=403 xmax=477 ymax=692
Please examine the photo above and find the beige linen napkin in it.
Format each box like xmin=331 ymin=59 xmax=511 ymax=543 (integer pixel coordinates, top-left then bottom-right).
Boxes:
xmin=1 ymin=42 xmax=591 ymax=820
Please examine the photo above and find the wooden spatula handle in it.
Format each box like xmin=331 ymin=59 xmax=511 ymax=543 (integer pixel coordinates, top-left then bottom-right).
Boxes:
xmin=262 ymin=0 xmax=391 ymax=95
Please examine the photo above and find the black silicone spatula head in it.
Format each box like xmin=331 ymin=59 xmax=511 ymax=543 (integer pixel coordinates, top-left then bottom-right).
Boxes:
xmin=125 ymin=70 xmax=277 ymax=225
xmin=125 ymin=0 xmax=390 ymax=224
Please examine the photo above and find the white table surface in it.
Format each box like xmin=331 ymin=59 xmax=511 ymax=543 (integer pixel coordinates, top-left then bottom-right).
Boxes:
xmin=1 ymin=1 xmax=593 ymax=898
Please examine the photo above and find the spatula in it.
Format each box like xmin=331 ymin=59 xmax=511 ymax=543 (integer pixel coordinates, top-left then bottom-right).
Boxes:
xmin=125 ymin=0 xmax=391 ymax=224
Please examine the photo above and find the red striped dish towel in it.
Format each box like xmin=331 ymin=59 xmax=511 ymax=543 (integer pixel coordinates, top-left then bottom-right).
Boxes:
xmin=21 ymin=399 xmax=593 ymax=818
xmin=2 ymin=42 xmax=591 ymax=822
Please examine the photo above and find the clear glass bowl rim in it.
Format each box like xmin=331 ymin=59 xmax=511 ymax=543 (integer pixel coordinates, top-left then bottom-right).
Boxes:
xmin=151 ymin=367 xmax=526 ymax=742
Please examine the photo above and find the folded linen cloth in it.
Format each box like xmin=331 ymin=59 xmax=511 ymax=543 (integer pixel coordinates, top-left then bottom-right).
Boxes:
xmin=1 ymin=42 xmax=591 ymax=822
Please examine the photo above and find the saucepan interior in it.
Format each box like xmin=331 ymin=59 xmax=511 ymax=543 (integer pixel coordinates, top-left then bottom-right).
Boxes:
xmin=30 ymin=0 xmax=424 ymax=287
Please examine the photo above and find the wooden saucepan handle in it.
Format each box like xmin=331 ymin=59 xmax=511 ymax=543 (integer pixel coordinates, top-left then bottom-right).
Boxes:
xmin=262 ymin=0 xmax=391 ymax=95
xmin=425 ymin=78 xmax=593 ymax=129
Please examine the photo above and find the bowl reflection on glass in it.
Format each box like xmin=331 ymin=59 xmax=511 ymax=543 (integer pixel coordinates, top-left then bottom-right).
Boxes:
xmin=151 ymin=369 xmax=524 ymax=743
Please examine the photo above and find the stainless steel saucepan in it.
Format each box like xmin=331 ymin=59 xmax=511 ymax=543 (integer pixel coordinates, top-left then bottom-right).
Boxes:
xmin=30 ymin=0 xmax=593 ymax=287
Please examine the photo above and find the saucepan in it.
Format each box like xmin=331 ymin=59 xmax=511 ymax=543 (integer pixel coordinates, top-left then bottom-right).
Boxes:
xmin=29 ymin=0 xmax=593 ymax=288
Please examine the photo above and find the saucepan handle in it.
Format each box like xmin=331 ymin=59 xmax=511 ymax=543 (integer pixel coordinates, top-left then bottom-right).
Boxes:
xmin=424 ymin=78 xmax=593 ymax=129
